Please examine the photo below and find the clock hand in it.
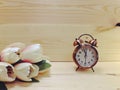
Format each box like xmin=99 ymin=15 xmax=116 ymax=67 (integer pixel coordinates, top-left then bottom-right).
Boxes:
xmin=84 ymin=49 xmax=87 ymax=65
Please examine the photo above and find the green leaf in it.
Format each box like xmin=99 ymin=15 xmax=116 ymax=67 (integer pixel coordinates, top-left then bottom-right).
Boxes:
xmin=35 ymin=60 xmax=51 ymax=71
xmin=0 ymin=82 xmax=7 ymax=90
xmin=34 ymin=60 xmax=46 ymax=66
xmin=39 ymin=63 xmax=51 ymax=71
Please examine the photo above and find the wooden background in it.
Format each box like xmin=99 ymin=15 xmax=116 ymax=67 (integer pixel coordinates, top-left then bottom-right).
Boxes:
xmin=0 ymin=0 xmax=120 ymax=62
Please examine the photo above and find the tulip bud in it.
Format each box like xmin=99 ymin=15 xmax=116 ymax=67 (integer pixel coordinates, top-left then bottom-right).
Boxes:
xmin=0 ymin=47 xmax=20 ymax=64
xmin=20 ymin=44 xmax=47 ymax=63
xmin=14 ymin=63 xmax=39 ymax=81
xmin=0 ymin=62 xmax=16 ymax=82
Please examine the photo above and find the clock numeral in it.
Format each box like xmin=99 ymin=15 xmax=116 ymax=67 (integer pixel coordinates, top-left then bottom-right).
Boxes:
xmin=88 ymin=61 xmax=90 ymax=64
xmin=91 ymin=52 xmax=94 ymax=54
xmin=77 ymin=55 xmax=80 ymax=57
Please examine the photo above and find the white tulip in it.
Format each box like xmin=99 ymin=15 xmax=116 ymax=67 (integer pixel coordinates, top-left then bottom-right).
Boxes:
xmin=20 ymin=44 xmax=48 ymax=63
xmin=14 ymin=63 xmax=39 ymax=81
xmin=0 ymin=62 xmax=16 ymax=82
xmin=0 ymin=47 xmax=20 ymax=64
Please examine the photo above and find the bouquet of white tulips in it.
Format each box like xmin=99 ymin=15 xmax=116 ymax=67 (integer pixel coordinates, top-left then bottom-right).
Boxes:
xmin=0 ymin=42 xmax=51 ymax=90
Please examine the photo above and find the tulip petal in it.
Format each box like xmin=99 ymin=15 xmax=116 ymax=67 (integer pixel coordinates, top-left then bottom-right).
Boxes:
xmin=29 ymin=64 xmax=39 ymax=78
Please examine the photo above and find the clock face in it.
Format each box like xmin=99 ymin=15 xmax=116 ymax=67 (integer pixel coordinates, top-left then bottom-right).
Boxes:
xmin=73 ymin=45 xmax=98 ymax=68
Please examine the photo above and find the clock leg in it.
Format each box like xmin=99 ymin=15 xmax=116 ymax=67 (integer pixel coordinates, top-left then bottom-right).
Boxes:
xmin=76 ymin=66 xmax=80 ymax=71
xmin=91 ymin=68 xmax=95 ymax=72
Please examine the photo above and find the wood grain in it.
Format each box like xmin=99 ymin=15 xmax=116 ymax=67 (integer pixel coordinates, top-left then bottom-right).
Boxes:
xmin=0 ymin=0 xmax=120 ymax=61
xmin=6 ymin=62 xmax=120 ymax=90
xmin=0 ymin=24 xmax=120 ymax=62
xmin=0 ymin=0 xmax=120 ymax=25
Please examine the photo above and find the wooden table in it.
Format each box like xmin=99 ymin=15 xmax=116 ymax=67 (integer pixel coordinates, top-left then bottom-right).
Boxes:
xmin=6 ymin=62 xmax=120 ymax=90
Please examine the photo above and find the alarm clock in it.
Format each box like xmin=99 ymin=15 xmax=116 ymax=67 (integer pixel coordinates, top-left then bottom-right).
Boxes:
xmin=73 ymin=34 xmax=98 ymax=72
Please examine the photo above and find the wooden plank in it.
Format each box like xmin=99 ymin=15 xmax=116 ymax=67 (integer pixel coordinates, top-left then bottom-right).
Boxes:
xmin=0 ymin=0 xmax=120 ymax=25
xmin=1 ymin=0 xmax=120 ymax=61
xmin=6 ymin=62 xmax=120 ymax=90
xmin=0 ymin=24 xmax=120 ymax=61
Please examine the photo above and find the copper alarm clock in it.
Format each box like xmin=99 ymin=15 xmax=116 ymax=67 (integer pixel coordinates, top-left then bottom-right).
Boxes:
xmin=73 ymin=34 xmax=98 ymax=72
